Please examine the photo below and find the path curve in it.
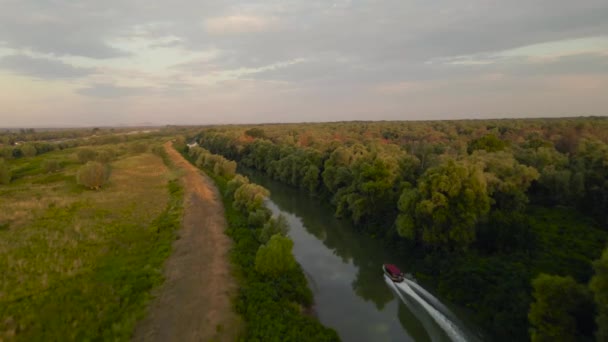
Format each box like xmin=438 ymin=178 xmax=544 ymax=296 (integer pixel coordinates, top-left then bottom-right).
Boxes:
xmin=133 ymin=142 xmax=241 ymax=342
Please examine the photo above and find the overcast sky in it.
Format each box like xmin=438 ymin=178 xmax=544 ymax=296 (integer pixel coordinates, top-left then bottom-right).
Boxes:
xmin=0 ymin=0 xmax=607 ymax=126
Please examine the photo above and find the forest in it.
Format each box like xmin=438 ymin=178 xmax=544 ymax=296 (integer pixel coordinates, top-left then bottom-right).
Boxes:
xmin=189 ymin=117 xmax=608 ymax=341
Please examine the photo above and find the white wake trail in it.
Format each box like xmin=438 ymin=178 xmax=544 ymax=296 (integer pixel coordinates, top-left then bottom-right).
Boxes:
xmin=387 ymin=276 xmax=467 ymax=342
xmin=404 ymin=278 xmax=454 ymax=319
xmin=385 ymin=276 xmax=444 ymax=342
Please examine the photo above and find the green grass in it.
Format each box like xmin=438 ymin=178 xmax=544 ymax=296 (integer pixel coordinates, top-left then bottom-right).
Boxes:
xmin=0 ymin=144 xmax=184 ymax=341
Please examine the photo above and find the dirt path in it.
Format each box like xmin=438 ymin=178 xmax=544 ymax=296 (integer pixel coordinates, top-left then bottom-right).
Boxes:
xmin=133 ymin=142 xmax=241 ymax=342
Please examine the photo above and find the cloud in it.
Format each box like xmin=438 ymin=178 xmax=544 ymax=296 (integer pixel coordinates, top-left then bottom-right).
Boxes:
xmin=76 ymin=84 xmax=152 ymax=98
xmin=1 ymin=0 xmax=608 ymax=126
xmin=0 ymin=55 xmax=93 ymax=79
xmin=204 ymin=15 xmax=278 ymax=35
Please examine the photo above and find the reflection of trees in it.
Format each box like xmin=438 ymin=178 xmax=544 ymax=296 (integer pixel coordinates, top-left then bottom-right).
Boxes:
xmin=245 ymin=168 xmax=397 ymax=311
xmin=351 ymin=261 xmax=394 ymax=310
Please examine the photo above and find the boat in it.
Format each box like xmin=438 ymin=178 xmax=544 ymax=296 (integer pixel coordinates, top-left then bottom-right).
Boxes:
xmin=382 ymin=263 xmax=404 ymax=282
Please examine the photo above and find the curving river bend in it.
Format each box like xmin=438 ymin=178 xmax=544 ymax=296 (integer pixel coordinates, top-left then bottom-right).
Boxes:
xmin=244 ymin=170 xmax=482 ymax=342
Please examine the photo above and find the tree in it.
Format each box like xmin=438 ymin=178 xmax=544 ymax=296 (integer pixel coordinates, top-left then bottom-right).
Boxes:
xmin=395 ymin=159 xmax=490 ymax=250
xmin=0 ymin=159 xmax=11 ymax=185
xmin=259 ymin=215 xmax=290 ymax=244
xmin=470 ymin=151 xmax=539 ymax=212
xmin=590 ymin=248 xmax=608 ymax=341
xmin=468 ymin=134 xmax=507 ymax=153
xmin=529 ymin=274 xmax=595 ymax=342
xmin=20 ymin=143 xmax=37 ymax=157
xmin=77 ymin=162 xmax=109 ymax=190
xmin=233 ymin=183 xmax=270 ymax=213
xmin=255 ymin=235 xmax=297 ymax=277
xmin=245 ymin=128 xmax=267 ymax=139
xmin=302 ymin=165 xmax=320 ymax=194
xmin=226 ymin=175 xmax=249 ymax=198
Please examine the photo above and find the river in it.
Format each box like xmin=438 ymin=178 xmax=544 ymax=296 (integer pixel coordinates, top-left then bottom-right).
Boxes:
xmin=243 ymin=170 xmax=482 ymax=342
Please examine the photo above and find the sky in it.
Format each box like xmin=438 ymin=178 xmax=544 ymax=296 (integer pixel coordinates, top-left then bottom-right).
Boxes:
xmin=0 ymin=0 xmax=607 ymax=127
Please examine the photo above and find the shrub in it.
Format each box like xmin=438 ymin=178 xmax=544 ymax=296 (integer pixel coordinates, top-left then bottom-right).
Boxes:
xmin=77 ymin=162 xmax=109 ymax=190
xmin=248 ymin=209 xmax=270 ymax=228
xmin=77 ymin=148 xmax=98 ymax=163
xmin=0 ymin=159 xmax=11 ymax=185
xmin=43 ymin=159 xmax=61 ymax=173
xmin=259 ymin=215 xmax=289 ymax=244
xmin=226 ymin=175 xmax=249 ymax=198
xmin=20 ymin=143 xmax=37 ymax=157
xmin=233 ymin=183 xmax=269 ymax=212
xmin=255 ymin=235 xmax=297 ymax=277
xmin=213 ymin=160 xmax=237 ymax=179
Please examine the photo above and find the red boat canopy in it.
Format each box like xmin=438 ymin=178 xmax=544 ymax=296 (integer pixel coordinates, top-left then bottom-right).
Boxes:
xmin=384 ymin=264 xmax=401 ymax=275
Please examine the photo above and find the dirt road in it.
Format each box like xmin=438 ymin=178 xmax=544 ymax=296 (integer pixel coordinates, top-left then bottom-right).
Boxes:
xmin=133 ymin=142 xmax=241 ymax=342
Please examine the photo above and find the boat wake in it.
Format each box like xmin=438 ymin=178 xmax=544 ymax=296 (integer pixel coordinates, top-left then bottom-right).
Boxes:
xmin=385 ymin=275 xmax=468 ymax=342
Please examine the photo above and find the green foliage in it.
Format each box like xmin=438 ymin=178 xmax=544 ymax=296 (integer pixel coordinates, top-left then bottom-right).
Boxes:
xmin=233 ymin=183 xmax=270 ymax=214
xmin=0 ymin=159 xmax=11 ymax=185
xmin=42 ymin=159 xmax=61 ymax=173
xmin=245 ymin=127 xmax=267 ymax=139
xmin=192 ymin=118 xmax=608 ymax=340
xmin=201 ymin=170 xmax=338 ymax=341
xmin=471 ymin=151 xmax=539 ymax=211
xmin=255 ymin=235 xmax=297 ymax=277
xmin=77 ymin=148 xmax=98 ymax=163
xmin=397 ymin=159 xmax=491 ymax=250
xmin=20 ymin=143 xmax=38 ymax=157
xmin=259 ymin=215 xmax=289 ymax=244
xmin=226 ymin=174 xmax=249 ymax=198
xmin=0 ymin=148 xmax=184 ymax=341
xmin=76 ymin=161 xmax=109 ymax=190
xmin=528 ymin=274 xmax=595 ymax=341
xmin=590 ymin=248 xmax=608 ymax=341
xmin=247 ymin=208 xmax=270 ymax=227
xmin=468 ymin=134 xmax=507 ymax=153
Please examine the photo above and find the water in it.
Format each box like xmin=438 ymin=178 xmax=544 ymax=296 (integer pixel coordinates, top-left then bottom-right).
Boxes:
xmin=244 ymin=170 xmax=480 ymax=342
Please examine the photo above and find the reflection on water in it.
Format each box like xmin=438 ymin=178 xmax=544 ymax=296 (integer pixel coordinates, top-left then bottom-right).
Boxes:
xmin=244 ymin=169 xmax=475 ymax=342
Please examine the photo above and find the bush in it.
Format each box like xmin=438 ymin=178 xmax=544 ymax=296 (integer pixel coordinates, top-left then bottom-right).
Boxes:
xmin=20 ymin=143 xmax=37 ymax=157
xmin=233 ymin=183 xmax=270 ymax=214
xmin=0 ymin=159 xmax=11 ymax=185
xmin=77 ymin=162 xmax=109 ymax=190
xmin=43 ymin=160 xmax=61 ymax=173
xmin=255 ymin=235 xmax=297 ymax=277
xmin=259 ymin=215 xmax=289 ymax=244
xmin=77 ymin=148 xmax=98 ymax=164
xmin=226 ymin=175 xmax=249 ymax=198
xmin=247 ymin=208 xmax=270 ymax=227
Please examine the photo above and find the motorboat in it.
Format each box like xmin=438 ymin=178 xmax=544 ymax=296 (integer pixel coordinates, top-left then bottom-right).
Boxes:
xmin=382 ymin=263 xmax=404 ymax=282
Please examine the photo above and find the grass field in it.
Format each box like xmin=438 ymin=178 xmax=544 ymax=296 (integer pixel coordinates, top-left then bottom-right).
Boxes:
xmin=0 ymin=143 xmax=184 ymax=340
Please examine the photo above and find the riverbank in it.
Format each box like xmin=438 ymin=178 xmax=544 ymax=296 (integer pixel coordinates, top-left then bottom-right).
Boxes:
xmin=183 ymin=146 xmax=339 ymax=341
